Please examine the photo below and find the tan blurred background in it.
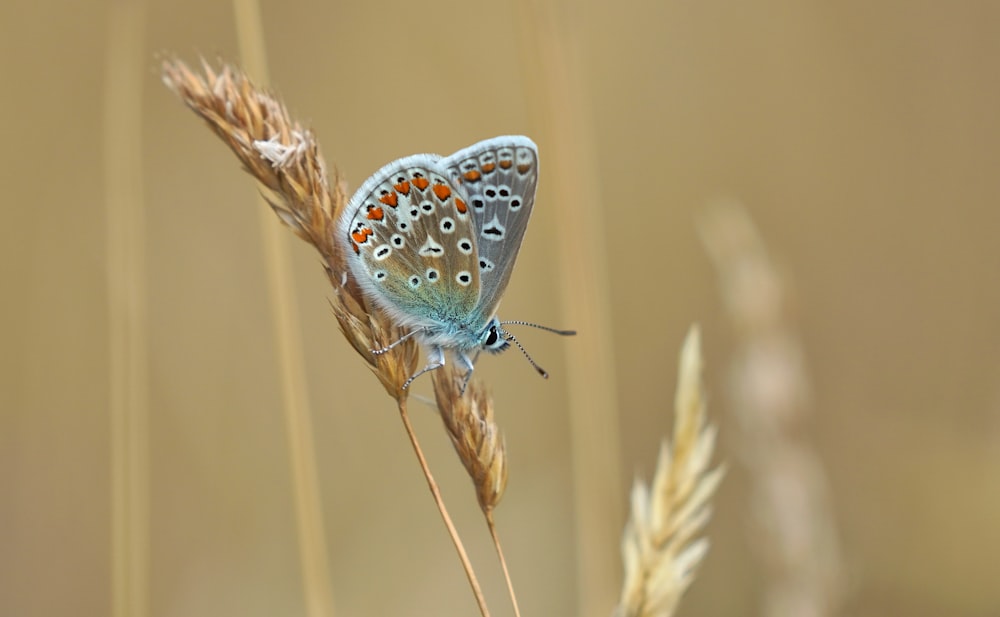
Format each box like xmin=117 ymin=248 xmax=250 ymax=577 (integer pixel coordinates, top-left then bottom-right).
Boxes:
xmin=3 ymin=1 xmax=1000 ymax=616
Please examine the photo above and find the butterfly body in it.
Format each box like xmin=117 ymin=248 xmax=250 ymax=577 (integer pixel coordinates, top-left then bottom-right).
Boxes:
xmin=338 ymin=136 xmax=542 ymax=386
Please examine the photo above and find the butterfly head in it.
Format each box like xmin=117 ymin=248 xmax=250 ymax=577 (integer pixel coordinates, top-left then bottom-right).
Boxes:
xmin=479 ymin=318 xmax=511 ymax=355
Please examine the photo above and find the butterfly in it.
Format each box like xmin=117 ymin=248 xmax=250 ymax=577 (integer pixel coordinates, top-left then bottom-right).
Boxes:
xmin=337 ymin=135 xmax=575 ymax=390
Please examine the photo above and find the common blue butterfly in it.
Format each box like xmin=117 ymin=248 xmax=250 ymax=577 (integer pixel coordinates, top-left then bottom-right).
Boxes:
xmin=337 ymin=135 xmax=574 ymax=389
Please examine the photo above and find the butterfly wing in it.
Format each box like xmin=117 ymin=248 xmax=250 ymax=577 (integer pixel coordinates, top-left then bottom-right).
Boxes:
xmin=338 ymin=154 xmax=482 ymax=332
xmin=440 ymin=136 xmax=539 ymax=319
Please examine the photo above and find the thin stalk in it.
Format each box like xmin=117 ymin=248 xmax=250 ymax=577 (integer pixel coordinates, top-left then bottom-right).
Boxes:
xmin=515 ymin=2 xmax=625 ymax=614
xmin=486 ymin=513 xmax=521 ymax=617
xmin=105 ymin=2 xmax=148 ymax=617
xmin=396 ymin=399 xmax=491 ymax=617
xmin=231 ymin=2 xmax=335 ymax=616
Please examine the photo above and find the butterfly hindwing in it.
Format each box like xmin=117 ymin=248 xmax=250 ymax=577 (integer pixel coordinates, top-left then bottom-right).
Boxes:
xmin=340 ymin=154 xmax=481 ymax=329
xmin=441 ymin=136 xmax=539 ymax=319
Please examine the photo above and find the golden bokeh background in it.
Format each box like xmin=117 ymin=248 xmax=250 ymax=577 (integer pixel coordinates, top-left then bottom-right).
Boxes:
xmin=3 ymin=1 xmax=999 ymax=616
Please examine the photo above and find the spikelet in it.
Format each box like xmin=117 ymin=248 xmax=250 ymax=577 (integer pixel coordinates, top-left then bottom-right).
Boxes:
xmin=615 ymin=327 xmax=724 ymax=617
xmin=432 ymin=368 xmax=508 ymax=513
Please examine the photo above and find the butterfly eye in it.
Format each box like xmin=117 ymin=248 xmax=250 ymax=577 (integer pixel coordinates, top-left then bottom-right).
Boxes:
xmin=482 ymin=326 xmax=509 ymax=353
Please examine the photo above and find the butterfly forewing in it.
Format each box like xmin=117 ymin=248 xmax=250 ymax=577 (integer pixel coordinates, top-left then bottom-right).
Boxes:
xmin=441 ymin=136 xmax=538 ymax=319
xmin=340 ymin=154 xmax=481 ymax=329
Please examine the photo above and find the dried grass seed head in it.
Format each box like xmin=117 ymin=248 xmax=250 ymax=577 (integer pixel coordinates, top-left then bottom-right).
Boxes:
xmin=432 ymin=367 xmax=508 ymax=513
xmin=162 ymin=57 xmax=419 ymax=400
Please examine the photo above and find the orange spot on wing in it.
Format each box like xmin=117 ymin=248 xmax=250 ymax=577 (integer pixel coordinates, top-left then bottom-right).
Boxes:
xmin=378 ymin=192 xmax=398 ymax=207
xmin=499 ymin=159 xmax=513 ymax=169
xmin=463 ymin=169 xmax=481 ymax=182
xmin=412 ymin=177 xmax=430 ymax=190
xmin=455 ymin=198 xmax=468 ymax=214
xmin=517 ymin=164 xmax=532 ymax=174
xmin=366 ymin=206 xmax=384 ymax=220
xmin=352 ymin=227 xmax=374 ymax=244
xmin=432 ymin=184 xmax=452 ymax=201
xmin=394 ymin=180 xmax=410 ymax=195
xmin=352 ymin=242 xmax=359 ymax=254
xmin=481 ymin=162 xmax=496 ymax=173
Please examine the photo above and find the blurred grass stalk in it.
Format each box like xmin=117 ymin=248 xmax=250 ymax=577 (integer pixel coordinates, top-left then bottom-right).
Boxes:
xmin=231 ymin=1 xmax=335 ymax=616
xmin=104 ymin=1 xmax=149 ymax=616
xmin=698 ymin=202 xmax=844 ymax=617
xmin=516 ymin=2 xmax=625 ymax=614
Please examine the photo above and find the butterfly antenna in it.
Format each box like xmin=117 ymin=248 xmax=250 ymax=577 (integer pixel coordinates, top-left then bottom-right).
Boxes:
xmin=503 ymin=331 xmax=550 ymax=379
xmin=500 ymin=320 xmax=577 ymax=337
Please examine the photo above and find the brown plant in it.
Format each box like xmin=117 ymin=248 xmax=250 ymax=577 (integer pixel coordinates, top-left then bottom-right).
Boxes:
xmin=162 ymin=58 xmax=519 ymax=617
xmin=432 ymin=367 xmax=520 ymax=615
xmin=161 ymin=58 xmax=419 ymax=399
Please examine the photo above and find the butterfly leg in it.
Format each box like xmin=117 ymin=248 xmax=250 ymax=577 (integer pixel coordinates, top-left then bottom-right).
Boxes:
xmin=402 ymin=345 xmax=446 ymax=390
xmin=371 ymin=327 xmax=422 ymax=356
xmin=457 ymin=351 xmax=479 ymax=395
